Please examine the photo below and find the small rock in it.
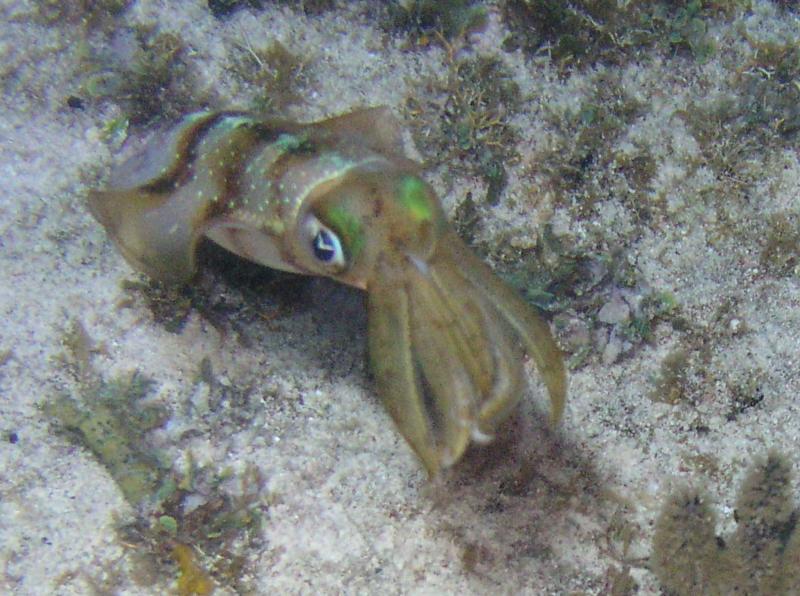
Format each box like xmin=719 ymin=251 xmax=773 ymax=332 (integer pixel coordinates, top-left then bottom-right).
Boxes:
xmin=728 ymin=318 xmax=743 ymax=335
xmin=602 ymin=334 xmax=623 ymax=365
xmin=597 ymin=295 xmax=631 ymax=325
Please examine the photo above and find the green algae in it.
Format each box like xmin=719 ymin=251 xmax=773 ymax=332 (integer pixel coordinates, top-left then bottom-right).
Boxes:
xmin=46 ymin=319 xmax=272 ymax=592
xmin=761 ymin=212 xmax=800 ymax=278
xmin=81 ymin=27 xmax=201 ymax=127
xmin=651 ymin=349 xmax=691 ymax=405
xmin=44 ymin=370 xmax=167 ymax=505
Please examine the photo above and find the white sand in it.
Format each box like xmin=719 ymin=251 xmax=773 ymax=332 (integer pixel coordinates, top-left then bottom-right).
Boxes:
xmin=1 ymin=1 xmax=798 ymax=593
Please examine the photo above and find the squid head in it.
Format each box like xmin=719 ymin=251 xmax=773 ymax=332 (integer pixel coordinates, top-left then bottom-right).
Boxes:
xmin=293 ymin=167 xmax=566 ymax=476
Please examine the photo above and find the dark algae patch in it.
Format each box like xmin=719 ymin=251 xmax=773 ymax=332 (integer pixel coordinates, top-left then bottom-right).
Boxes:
xmin=501 ymin=0 xmax=745 ymax=71
xmin=760 ymin=212 xmax=800 ymax=277
xmin=228 ymin=39 xmax=311 ymax=114
xmin=406 ymin=53 xmax=521 ymax=206
xmin=384 ymin=0 xmax=488 ymax=41
xmin=81 ymin=27 xmax=201 ymax=126
xmin=652 ymin=452 xmax=800 ymax=595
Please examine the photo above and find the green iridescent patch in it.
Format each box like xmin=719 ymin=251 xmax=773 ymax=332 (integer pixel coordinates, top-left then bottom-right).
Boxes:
xmin=273 ymin=132 xmax=306 ymax=153
xmin=396 ymin=175 xmax=433 ymax=222
xmin=324 ymin=205 xmax=365 ymax=260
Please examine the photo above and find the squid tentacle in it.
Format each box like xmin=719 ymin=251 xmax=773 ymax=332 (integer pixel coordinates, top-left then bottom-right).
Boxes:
xmin=426 ymin=248 xmax=525 ymax=435
xmin=438 ymin=232 xmax=567 ymax=425
xmin=367 ymin=258 xmax=441 ymax=474
xmin=367 ymin=231 xmax=565 ymax=476
xmin=471 ymin=292 xmax=525 ymax=439
xmin=407 ymin=260 xmax=480 ymax=468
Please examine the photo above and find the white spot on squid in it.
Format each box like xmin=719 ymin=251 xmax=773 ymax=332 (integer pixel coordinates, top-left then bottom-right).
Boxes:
xmin=409 ymin=255 xmax=429 ymax=276
xmin=471 ymin=427 xmax=494 ymax=444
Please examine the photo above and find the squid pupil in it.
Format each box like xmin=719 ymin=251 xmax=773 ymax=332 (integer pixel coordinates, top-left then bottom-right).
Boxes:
xmin=312 ymin=229 xmax=338 ymax=262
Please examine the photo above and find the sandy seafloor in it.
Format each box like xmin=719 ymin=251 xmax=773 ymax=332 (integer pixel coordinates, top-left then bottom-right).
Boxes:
xmin=1 ymin=1 xmax=799 ymax=594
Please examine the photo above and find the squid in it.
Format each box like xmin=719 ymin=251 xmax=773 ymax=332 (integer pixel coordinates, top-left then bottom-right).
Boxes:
xmin=88 ymin=107 xmax=566 ymax=476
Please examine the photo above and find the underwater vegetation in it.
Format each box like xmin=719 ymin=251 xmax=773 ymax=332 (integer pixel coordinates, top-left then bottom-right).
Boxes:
xmin=172 ymin=543 xmax=215 ymax=596
xmin=46 ymin=319 xmax=269 ymax=593
xmin=67 ymin=11 xmax=313 ymax=136
xmin=80 ymin=25 xmax=200 ymax=127
xmin=228 ymin=39 xmax=311 ymax=114
xmin=406 ymin=54 xmax=521 ymax=206
xmin=448 ymin=3 xmax=800 ymax=372
xmin=535 ymin=71 xmax=647 ymax=215
xmin=502 ymin=0 xmax=748 ymax=70
xmin=206 ymin=0 xmax=263 ymax=18
xmin=32 ymin=0 xmax=133 ymax=28
xmin=46 ymin=320 xmax=168 ymax=506
xmin=760 ymin=212 xmax=800 ymax=277
xmin=384 ymin=0 xmax=488 ymax=41
xmin=652 ymin=452 xmax=800 ymax=595
xmin=207 ymin=0 xmax=336 ymax=19
xmin=45 ymin=368 xmax=167 ymax=505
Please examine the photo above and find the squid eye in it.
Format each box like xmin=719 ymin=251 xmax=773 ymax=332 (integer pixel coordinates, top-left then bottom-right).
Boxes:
xmin=312 ymin=228 xmax=341 ymax=262
xmin=305 ymin=216 xmax=346 ymax=270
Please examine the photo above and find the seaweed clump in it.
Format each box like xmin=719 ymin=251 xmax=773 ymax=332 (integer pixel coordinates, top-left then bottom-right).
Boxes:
xmin=46 ymin=319 xmax=169 ymax=506
xmin=45 ymin=369 xmax=167 ymax=505
xmin=207 ymin=0 xmax=263 ymax=18
xmin=385 ymin=0 xmax=488 ymax=41
xmin=536 ymin=71 xmax=647 ymax=217
xmin=760 ymin=212 xmax=800 ymax=278
xmin=650 ymin=349 xmax=691 ymax=405
xmin=652 ymin=452 xmax=800 ymax=595
xmin=677 ymin=36 xmax=800 ymax=210
xmin=207 ymin=0 xmax=335 ymax=19
xmin=172 ymin=544 xmax=214 ymax=595
xmin=80 ymin=26 xmax=201 ymax=127
xmin=229 ymin=39 xmax=311 ymax=114
xmin=46 ymin=320 xmax=269 ymax=592
xmin=407 ymin=54 xmax=521 ymax=205
xmin=32 ymin=0 xmax=133 ymax=29
xmin=737 ymin=38 xmax=800 ymax=139
xmin=501 ymin=1 xmax=742 ymax=72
